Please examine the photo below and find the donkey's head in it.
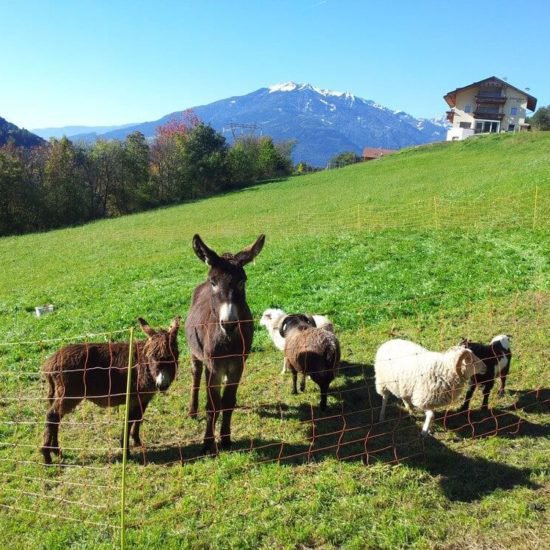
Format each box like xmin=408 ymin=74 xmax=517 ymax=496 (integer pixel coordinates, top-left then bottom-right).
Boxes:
xmin=138 ymin=317 xmax=181 ymax=391
xmin=192 ymin=234 xmax=265 ymax=334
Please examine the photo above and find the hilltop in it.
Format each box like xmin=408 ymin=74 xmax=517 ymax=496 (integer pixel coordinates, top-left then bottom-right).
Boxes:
xmin=0 ymin=116 xmax=45 ymax=148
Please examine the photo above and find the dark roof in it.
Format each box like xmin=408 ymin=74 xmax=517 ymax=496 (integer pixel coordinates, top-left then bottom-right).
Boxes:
xmin=362 ymin=147 xmax=397 ymax=159
xmin=443 ymin=76 xmax=537 ymax=111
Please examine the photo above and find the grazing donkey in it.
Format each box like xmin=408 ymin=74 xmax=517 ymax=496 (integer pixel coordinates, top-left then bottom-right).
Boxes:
xmin=185 ymin=234 xmax=265 ymax=454
xmin=40 ymin=317 xmax=180 ymax=464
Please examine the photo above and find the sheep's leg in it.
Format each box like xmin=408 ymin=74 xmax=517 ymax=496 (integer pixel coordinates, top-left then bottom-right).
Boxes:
xmin=498 ymin=366 xmax=510 ymax=397
xmin=421 ymin=410 xmax=434 ymax=436
xmin=480 ymin=381 xmax=494 ymax=411
xmin=402 ymin=397 xmax=414 ymax=416
xmin=459 ymin=379 xmax=476 ymax=412
xmin=300 ymin=372 xmax=306 ymax=393
xmin=290 ymin=367 xmax=299 ymax=395
xmin=203 ymin=368 xmax=222 ymax=455
xmin=220 ymin=362 xmax=244 ymax=450
xmin=188 ymin=357 xmax=203 ymax=418
xmin=280 ymin=356 xmax=288 ymax=375
xmin=319 ymin=380 xmax=330 ymax=411
xmin=378 ymin=391 xmax=389 ymax=422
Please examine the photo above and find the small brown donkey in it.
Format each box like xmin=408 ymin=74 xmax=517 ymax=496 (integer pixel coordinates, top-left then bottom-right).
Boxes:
xmin=40 ymin=317 xmax=180 ymax=464
xmin=185 ymin=234 xmax=265 ymax=454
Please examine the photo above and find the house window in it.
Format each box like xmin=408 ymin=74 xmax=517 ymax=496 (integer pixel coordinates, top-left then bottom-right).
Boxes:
xmin=464 ymin=104 xmax=472 ymax=113
xmin=475 ymin=120 xmax=500 ymax=134
xmin=459 ymin=122 xmax=471 ymax=129
xmin=510 ymin=107 xmax=518 ymax=116
xmin=508 ymin=124 xmax=516 ymax=132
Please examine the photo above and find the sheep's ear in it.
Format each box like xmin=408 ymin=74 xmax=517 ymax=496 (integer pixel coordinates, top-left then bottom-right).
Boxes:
xmin=192 ymin=234 xmax=220 ymax=267
xmin=455 ymin=349 xmax=473 ymax=376
xmin=234 ymin=234 xmax=265 ymax=266
xmin=279 ymin=316 xmax=290 ymax=338
xmin=169 ymin=316 xmax=181 ymax=335
xmin=138 ymin=318 xmax=156 ymax=337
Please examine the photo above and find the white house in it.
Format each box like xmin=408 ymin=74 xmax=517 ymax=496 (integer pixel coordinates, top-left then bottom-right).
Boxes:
xmin=444 ymin=76 xmax=537 ymax=141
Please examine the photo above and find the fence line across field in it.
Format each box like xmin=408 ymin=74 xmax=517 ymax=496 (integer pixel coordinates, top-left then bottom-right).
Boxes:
xmin=1 ymin=268 xmax=548 ymax=546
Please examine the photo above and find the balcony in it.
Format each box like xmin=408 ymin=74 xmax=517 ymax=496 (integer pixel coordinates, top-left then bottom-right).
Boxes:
xmin=473 ymin=111 xmax=505 ymax=121
xmin=475 ymin=94 xmax=507 ymax=105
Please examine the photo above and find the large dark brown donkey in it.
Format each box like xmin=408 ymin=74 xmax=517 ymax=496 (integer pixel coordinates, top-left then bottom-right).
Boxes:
xmin=40 ymin=317 xmax=180 ymax=464
xmin=186 ymin=234 xmax=265 ymax=454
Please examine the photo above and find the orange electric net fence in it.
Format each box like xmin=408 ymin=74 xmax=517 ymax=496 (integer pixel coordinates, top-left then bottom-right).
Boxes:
xmin=1 ymin=290 xmax=548 ymax=548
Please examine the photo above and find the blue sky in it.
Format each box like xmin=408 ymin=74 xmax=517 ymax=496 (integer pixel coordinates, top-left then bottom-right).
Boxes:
xmin=1 ymin=0 xmax=549 ymax=129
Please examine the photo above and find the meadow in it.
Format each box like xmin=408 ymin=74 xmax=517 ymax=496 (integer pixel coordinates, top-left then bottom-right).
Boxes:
xmin=0 ymin=132 xmax=549 ymax=549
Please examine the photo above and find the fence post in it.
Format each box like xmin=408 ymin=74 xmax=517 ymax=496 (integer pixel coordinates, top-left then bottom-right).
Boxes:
xmin=120 ymin=327 xmax=134 ymax=550
xmin=532 ymin=185 xmax=539 ymax=230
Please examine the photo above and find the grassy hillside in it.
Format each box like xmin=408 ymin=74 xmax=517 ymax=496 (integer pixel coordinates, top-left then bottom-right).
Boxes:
xmin=0 ymin=132 xmax=549 ymax=549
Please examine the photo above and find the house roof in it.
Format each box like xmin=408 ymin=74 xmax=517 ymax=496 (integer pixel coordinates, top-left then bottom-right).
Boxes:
xmin=362 ymin=147 xmax=397 ymax=159
xmin=443 ymin=76 xmax=537 ymax=111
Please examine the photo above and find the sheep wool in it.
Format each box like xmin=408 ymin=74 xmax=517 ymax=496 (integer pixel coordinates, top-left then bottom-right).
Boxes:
xmin=374 ymin=339 xmax=485 ymax=435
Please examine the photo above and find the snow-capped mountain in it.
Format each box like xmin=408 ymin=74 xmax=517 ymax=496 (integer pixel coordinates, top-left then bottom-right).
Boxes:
xmin=71 ymin=82 xmax=449 ymax=166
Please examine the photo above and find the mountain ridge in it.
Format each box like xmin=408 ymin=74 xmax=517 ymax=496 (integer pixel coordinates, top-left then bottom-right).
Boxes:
xmin=30 ymin=82 xmax=449 ymax=165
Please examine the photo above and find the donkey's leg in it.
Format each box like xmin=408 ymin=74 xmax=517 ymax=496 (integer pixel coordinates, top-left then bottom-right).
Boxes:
xmin=188 ymin=356 xmax=203 ymax=418
xmin=220 ymin=362 xmax=244 ymax=450
xmin=130 ymin=398 xmax=151 ymax=448
xmin=41 ymin=396 xmax=80 ymax=464
xmin=203 ymin=368 xmax=222 ymax=454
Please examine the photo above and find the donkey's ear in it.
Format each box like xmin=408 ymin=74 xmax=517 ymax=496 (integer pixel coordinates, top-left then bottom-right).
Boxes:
xmin=235 ymin=234 xmax=266 ymax=266
xmin=192 ymin=234 xmax=220 ymax=266
xmin=138 ymin=318 xmax=156 ymax=337
xmin=169 ymin=316 xmax=181 ymax=335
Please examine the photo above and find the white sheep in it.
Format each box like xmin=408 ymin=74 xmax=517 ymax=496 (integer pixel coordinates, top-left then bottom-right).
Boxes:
xmin=260 ymin=308 xmax=334 ymax=374
xmin=374 ymin=339 xmax=486 ymax=436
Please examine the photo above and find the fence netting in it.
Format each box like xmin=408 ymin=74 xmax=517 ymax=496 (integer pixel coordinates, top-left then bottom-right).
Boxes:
xmin=1 ymin=289 xmax=548 ymax=546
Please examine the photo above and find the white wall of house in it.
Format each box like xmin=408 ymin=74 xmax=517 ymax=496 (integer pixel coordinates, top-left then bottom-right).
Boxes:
xmin=446 ymin=84 xmax=531 ymax=141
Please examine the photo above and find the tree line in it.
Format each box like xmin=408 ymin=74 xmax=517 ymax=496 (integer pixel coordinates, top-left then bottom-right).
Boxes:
xmin=0 ymin=111 xmax=293 ymax=237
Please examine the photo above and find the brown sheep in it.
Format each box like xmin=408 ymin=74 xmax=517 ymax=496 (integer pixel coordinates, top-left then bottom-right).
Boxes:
xmin=280 ymin=314 xmax=340 ymax=410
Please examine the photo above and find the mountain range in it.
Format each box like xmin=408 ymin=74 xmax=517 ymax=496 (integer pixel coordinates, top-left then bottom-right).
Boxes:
xmin=31 ymin=83 xmax=448 ymax=166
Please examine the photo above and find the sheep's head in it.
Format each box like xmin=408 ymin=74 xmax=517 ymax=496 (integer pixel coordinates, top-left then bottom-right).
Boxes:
xmin=279 ymin=314 xmax=316 ymax=338
xmin=260 ymin=308 xmax=286 ymax=329
xmin=454 ymin=347 xmax=486 ymax=379
xmin=491 ymin=334 xmax=512 ymax=351
xmin=138 ymin=317 xmax=180 ymax=391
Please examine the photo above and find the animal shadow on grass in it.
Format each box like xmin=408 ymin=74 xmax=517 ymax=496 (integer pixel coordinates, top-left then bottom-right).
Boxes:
xmin=408 ymin=435 xmax=538 ymax=502
xmin=243 ymin=361 xmax=424 ymax=466
xmin=439 ymin=387 xmax=550 ymax=440
xmin=140 ymin=361 xmax=420 ymax=466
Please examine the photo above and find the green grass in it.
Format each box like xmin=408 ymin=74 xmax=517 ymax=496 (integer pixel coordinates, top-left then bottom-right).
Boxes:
xmin=0 ymin=132 xmax=549 ymax=549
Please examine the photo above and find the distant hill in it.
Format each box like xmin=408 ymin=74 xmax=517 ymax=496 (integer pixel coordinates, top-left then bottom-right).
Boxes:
xmin=57 ymin=82 xmax=449 ymax=166
xmin=32 ymin=123 xmax=138 ymax=140
xmin=0 ymin=117 xmax=45 ymax=148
